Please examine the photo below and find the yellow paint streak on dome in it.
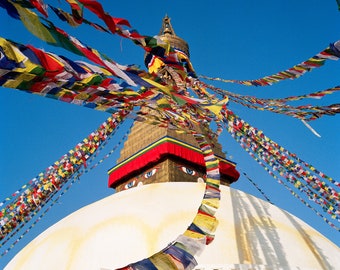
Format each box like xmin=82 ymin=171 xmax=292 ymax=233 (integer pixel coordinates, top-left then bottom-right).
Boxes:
xmin=11 ymin=226 xmax=83 ymax=270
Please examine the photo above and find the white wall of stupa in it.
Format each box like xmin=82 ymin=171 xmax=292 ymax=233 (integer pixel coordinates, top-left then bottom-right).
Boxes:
xmin=5 ymin=182 xmax=340 ymax=270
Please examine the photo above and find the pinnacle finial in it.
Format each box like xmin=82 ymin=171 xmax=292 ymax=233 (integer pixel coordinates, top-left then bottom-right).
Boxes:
xmin=157 ymin=15 xmax=190 ymax=57
xmin=159 ymin=14 xmax=176 ymax=36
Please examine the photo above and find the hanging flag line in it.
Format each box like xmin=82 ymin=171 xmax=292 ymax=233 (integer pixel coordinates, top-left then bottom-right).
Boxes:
xmin=0 ymin=172 xmax=79 ymax=255
xmin=0 ymin=36 xmax=214 ymax=126
xmin=0 ymin=112 xmax=123 ymax=208
xmin=0 ymin=172 xmax=81 ymax=257
xmin=84 ymin=121 xmax=134 ymax=174
xmin=1 ymin=2 xmax=340 ymax=125
xmin=231 ymin=131 xmax=339 ymax=231
xmin=240 ymin=171 xmax=274 ymax=204
xmin=223 ymin=110 xmax=339 ymax=227
xmin=226 ymin=111 xmax=339 ymax=208
xmin=199 ymin=40 xmax=340 ymax=87
xmin=0 ymin=120 xmax=133 ymax=256
xmin=0 ymin=37 xmax=152 ymax=113
xmin=232 ymin=112 xmax=339 ymax=188
xmin=0 ymin=0 xmax=195 ymax=83
xmin=201 ymin=81 xmax=340 ymax=122
xmin=0 ymin=109 xmax=130 ymax=244
xmin=205 ymin=81 xmax=340 ymax=109
xmin=2 ymin=0 xmax=339 ymax=126
xmin=0 ymin=120 xmax=124 ymax=209
xmin=229 ymin=131 xmax=339 ymax=231
xmin=116 ymin=133 xmax=221 ymax=270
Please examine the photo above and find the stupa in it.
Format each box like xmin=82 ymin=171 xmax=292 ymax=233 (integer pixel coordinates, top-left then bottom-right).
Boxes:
xmin=5 ymin=16 xmax=340 ymax=270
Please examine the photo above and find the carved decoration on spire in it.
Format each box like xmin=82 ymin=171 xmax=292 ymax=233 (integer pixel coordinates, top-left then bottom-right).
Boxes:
xmin=159 ymin=15 xmax=176 ymax=36
xmin=159 ymin=15 xmax=190 ymax=58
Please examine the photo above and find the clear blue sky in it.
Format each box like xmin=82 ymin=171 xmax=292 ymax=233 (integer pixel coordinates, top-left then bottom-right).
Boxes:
xmin=0 ymin=0 xmax=339 ymax=267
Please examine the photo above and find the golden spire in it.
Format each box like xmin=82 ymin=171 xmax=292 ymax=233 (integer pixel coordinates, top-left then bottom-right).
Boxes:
xmin=108 ymin=15 xmax=239 ymax=192
xmin=159 ymin=15 xmax=190 ymax=57
xmin=159 ymin=14 xmax=176 ymax=36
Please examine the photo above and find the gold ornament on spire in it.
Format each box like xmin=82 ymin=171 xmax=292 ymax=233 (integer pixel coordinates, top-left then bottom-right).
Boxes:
xmin=159 ymin=15 xmax=190 ymax=58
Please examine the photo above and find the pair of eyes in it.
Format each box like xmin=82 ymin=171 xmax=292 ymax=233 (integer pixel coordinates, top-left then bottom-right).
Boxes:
xmin=124 ymin=168 xmax=157 ymax=189
xmin=124 ymin=166 xmax=198 ymax=190
xmin=144 ymin=166 xmax=197 ymax=177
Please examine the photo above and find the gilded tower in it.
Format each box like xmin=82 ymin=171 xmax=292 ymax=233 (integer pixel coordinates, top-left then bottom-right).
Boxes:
xmin=108 ymin=17 xmax=239 ymax=192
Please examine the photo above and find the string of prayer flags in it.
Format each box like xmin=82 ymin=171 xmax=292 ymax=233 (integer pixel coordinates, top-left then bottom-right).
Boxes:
xmin=227 ymin=110 xmax=340 ymax=209
xmin=0 ymin=121 xmax=133 ymax=256
xmin=0 ymin=109 xmax=130 ymax=244
xmin=199 ymin=40 xmax=340 ymax=87
xmin=241 ymin=172 xmax=273 ymax=204
xmin=1 ymin=0 xmax=191 ymax=80
xmin=74 ymin=0 xmax=131 ymax=30
xmin=224 ymin=110 xmax=340 ymax=228
xmin=117 ymin=133 xmax=220 ymax=269
xmin=230 ymin=130 xmax=339 ymax=230
xmin=202 ymin=81 xmax=340 ymax=122
xmin=49 ymin=5 xmax=108 ymax=30
xmin=1 ymin=0 xmax=202 ymax=130
xmin=1 ymin=175 xmax=80 ymax=255
xmin=0 ymin=124 xmax=129 ymax=217
xmin=269 ymin=86 xmax=340 ymax=102
xmin=0 ymin=38 xmax=149 ymax=113
xmin=0 ymin=2 xmax=139 ymax=85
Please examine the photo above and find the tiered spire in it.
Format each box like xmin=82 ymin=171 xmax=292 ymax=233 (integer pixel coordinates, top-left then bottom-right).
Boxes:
xmin=108 ymin=16 xmax=239 ymax=192
xmin=159 ymin=14 xmax=176 ymax=35
xmin=159 ymin=15 xmax=190 ymax=57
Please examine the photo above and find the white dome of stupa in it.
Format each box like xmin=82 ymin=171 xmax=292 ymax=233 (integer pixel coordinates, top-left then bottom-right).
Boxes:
xmin=5 ymin=182 xmax=340 ymax=270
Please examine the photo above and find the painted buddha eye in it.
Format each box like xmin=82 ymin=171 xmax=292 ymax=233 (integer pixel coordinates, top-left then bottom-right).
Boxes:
xmin=124 ymin=180 xmax=136 ymax=189
xmin=181 ymin=166 xmax=196 ymax=176
xmin=144 ymin=168 xmax=157 ymax=178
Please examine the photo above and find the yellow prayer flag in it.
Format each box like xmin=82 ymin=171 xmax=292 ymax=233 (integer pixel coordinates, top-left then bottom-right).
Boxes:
xmin=16 ymin=58 xmax=40 ymax=73
xmin=149 ymin=253 xmax=178 ymax=270
xmin=183 ymin=229 xmax=206 ymax=240
xmin=148 ymin=57 xmax=165 ymax=74
xmin=74 ymin=92 xmax=90 ymax=101
xmin=119 ymin=90 xmax=140 ymax=96
xmin=294 ymin=66 xmax=307 ymax=73
xmin=205 ymin=160 xmax=218 ymax=168
xmin=95 ymin=105 xmax=111 ymax=111
xmin=0 ymin=38 xmax=26 ymax=63
xmin=193 ymin=213 xmax=219 ymax=233
xmin=12 ymin=3 xmax=56 ymax=44
xmin=202 ymin=198 xmax=220 ymax=209
xmin=203 ymin=96 xmax=228 ymax=117
xmin=156 ymin=97 xmax=171 ymax=107
xmin=3 ymin=73 xmax=37 ymax=88
xmin=205 ymin=178 xmax=220 ymax=187
xmin=141 ymin=77 xmax=173 ymax=96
